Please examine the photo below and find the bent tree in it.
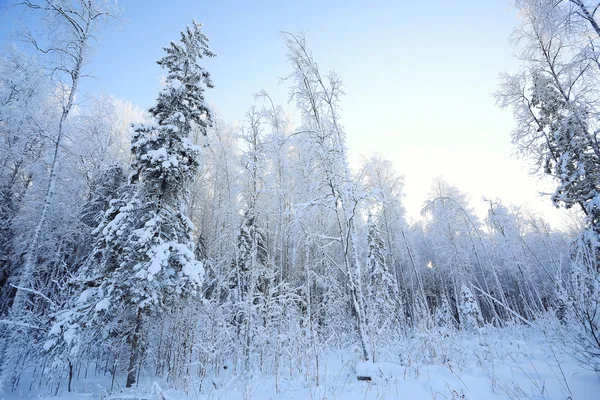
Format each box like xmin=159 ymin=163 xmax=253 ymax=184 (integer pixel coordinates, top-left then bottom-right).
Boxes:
xmin=283 ymin=32 xmax=371 ymax=361
xmin=498 ymin=0 xmax=600 ymax=370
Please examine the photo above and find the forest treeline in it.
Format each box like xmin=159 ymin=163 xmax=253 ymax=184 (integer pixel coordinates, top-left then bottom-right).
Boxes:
xmin=0 ymin=0 xmax=598 ymax=395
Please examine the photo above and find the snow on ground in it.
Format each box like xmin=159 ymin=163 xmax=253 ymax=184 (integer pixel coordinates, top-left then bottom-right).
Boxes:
xmin=4 ymin=319 xmax=599 ymax=400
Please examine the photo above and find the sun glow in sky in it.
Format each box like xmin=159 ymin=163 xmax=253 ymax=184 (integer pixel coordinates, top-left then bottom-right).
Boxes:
xmin=0 ymin=0 xmax=570 ymax=228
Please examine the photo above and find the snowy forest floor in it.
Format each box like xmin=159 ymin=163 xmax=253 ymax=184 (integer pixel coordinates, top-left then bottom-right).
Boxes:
xmin=5 ymin=317 xmax=599 ymax=400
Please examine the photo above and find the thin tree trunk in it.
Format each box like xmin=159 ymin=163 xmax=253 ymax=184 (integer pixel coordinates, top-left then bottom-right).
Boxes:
xmin=68 ymin=361 xmax=73 ymax=392
xmin=126 ymin=309 xmax=143 ymax=388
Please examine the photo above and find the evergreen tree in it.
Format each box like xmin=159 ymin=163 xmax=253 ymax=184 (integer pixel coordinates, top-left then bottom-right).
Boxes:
xmin=435 ymin=293 xmax=456 ymax=331
xmin=232 ymin=209 xmax=270 ymax=371
xmin=459 ymin=284 xmax=483 ymax=332
xmin=53 ymin=20 xmax=214 ymax=388
xmin=235 ymin=211 xmax=268 ymax=300
xmin=364 ymin=214 xmax=399 ymax=360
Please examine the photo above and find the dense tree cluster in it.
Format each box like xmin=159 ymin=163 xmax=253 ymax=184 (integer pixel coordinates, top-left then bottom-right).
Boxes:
xmin=0 ymin=0 xmax=598 ymax=395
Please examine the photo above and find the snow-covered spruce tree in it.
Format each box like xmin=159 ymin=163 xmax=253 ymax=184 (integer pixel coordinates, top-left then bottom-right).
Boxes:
xmin=364 ymin=214 xmax=400 ymax=361
xmin=458 ymin=284 xmax=483 ymax=332
xmin=435 ymin=293 xmax=456 ymax=331
xmin=51 ymin=20 xmax=215 ymax=388
xmin=233 ymin=209 xmax=270 ymax=371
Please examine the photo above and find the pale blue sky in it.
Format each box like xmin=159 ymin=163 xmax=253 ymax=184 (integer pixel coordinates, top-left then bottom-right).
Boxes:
xmin=0 ymin=0 xmax=568 ymax=227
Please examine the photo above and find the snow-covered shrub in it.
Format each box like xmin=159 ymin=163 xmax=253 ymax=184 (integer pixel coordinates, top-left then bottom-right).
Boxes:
xmin=459 ymin=285 xmax=483 ymax=332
